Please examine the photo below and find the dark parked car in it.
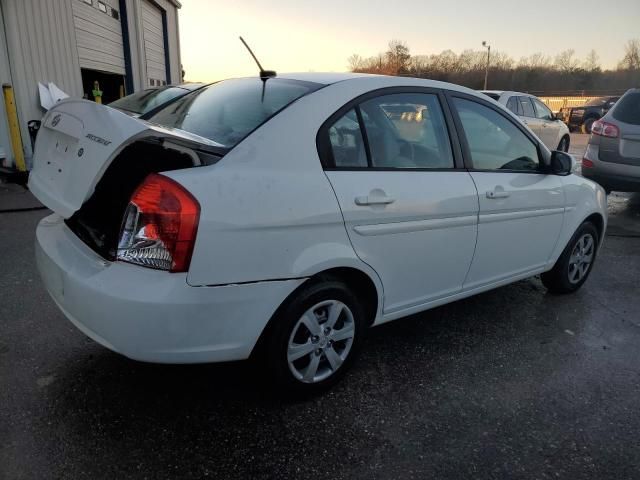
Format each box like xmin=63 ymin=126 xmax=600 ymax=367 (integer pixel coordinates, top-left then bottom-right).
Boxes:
xmin=558 ymin=96 xmax=619 ymax=133
xmin=582 ymin=88 xmax=640 ymax=192
xmin=108 ymin=83 xmax=207 ymax=119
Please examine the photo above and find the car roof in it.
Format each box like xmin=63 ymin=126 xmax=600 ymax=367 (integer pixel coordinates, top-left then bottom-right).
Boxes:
xmin=239 ymin=72 xmax=483 ymax=97
xmin=482 ymin=90 xmax=540 ymax=99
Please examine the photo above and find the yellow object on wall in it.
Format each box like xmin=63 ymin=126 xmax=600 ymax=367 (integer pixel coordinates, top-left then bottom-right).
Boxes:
xmin=2 ymin=84 xmax=26 ymax=172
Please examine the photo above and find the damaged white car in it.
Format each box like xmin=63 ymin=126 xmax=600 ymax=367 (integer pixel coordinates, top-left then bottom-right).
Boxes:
xmin=30 ymin=73 xmax=608 ymax=393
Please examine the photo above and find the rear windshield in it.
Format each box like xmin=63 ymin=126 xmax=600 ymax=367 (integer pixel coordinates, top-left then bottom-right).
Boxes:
xmin=612 ymin=92 xmax=640 ymax=125
xmin=109 ymin=87 xmax=191 ymax=115
xmin=147 ymin=78 xmax=322 ymax=148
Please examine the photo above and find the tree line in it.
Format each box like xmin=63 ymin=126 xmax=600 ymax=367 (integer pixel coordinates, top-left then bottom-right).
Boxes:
xmin=348 ymin=40 xmax=640 ymax=94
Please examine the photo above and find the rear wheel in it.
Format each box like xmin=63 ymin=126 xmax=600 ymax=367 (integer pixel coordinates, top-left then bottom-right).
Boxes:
xmin=264 ymin=278 xmax=366 ymax=394
xmin=581 ymin=117 xmax=597 ymax=134
xmin=541 ymin=222 xmax=599 ymax=293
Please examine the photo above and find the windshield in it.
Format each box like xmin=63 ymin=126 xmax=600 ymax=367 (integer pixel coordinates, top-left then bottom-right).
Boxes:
xmin=147 ymin=78 xmax=321 ymax=148
xmin=109 ymin=87 xmax=192 ymax=115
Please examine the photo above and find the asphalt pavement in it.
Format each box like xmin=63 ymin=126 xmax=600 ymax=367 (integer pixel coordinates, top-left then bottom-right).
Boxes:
xmin=2 ymin=134 xmax=640 ymax=479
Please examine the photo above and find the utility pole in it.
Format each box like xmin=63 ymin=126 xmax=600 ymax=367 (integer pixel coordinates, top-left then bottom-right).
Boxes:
xmin=482 ymin=41 xmax=491 ymax=90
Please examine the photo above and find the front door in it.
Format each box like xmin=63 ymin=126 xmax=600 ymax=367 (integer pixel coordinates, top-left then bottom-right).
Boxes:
xmin=319 ymin=91 xmax=479 ymax=315
xmin=449 ymin=95 xmax=564 ymax=290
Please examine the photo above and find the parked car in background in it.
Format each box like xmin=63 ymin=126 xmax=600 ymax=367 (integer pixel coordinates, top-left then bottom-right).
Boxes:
xmin=29 ymin=74 xmax=607 ymax=394
xmin=481 ymin=91 xmax=571 ymax=152
xmin=558 ymin=96 xmax=620 ymax=134
xmin=108 ymin=83 xmax=207 ymax=118
xmin=582 ymin=89 xmax=640 ymax=192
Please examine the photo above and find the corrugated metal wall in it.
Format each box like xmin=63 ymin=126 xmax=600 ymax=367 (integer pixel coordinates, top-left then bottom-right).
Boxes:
xmin=141 ymin=0 xmax=166 ymax=85
xmin=1 ymin=0 xmax=83 ymax=159
xmin=72 ymin=0 xmax=126 ymax=74
xmin=126 ymin=0 xmax=181 ymax=90
xmin=0 ymin=0 xmax=181 ymax=166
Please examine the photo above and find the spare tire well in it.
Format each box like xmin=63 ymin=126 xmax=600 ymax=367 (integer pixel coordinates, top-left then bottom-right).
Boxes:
xmin=65 ymin=139 xmax=200 ymax=260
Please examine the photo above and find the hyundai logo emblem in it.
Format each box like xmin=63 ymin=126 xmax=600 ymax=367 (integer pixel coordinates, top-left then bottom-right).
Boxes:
xmin=51 ymin=114 xmax=61 ymax=127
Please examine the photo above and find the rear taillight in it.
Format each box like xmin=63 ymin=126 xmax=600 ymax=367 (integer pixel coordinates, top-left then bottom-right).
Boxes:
xmin=591 ymin=120 xmax=619 ymax=138
xmin=582 ymin=158 xmax=594 ymax=168
xmin=117 ymin=173 xmax=200 ymax=272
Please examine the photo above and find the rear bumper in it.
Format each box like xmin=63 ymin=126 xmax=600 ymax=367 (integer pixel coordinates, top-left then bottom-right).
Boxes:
xmin=35 ymin=214 xmax=304 ymax=363
xmin=582 ymin=144 xmax=640 ymax=192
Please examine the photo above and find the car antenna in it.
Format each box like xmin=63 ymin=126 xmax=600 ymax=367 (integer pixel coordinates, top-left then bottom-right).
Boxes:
xmin=239 ymin=36 xmax=276 ymax=80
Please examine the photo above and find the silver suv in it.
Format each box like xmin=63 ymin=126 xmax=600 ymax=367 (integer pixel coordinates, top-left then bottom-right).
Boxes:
xmin=582 ymin=88 xmax=640 ymax=192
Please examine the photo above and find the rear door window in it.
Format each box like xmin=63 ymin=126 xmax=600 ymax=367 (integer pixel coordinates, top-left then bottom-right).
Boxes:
xmin=506 ymin=96 xmax=519 ymax=115
xmin=327 ymin=109 xmax=368 ymax=167
xmin=518 ymin=97 xmax=536 ymax=117
xmin=359 ymin=93 xmax=454 ymax=169
xmin=612 ymin=92 xmax=640 ymax=125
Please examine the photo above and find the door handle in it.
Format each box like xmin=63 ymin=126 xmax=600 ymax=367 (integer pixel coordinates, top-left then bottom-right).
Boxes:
xmin=486 ymin=190 xmax=510 ymax=199
xmin=355 ymin=194 xmax=395 ymax=206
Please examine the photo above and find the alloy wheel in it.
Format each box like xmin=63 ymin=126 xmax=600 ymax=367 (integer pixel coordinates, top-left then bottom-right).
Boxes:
xmin=568 ymin=233 xmax=595 ymax=284
xmin=287 ymin=300 xmax=355 ymax=383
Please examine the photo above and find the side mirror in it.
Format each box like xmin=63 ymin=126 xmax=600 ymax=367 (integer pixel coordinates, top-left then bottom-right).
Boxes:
xmin=550 ymin=150 xmax=573 ymax=176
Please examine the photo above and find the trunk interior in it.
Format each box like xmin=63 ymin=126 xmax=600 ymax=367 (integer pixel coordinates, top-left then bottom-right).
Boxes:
xmin=65 ymin=140 xmax=199 ymax=260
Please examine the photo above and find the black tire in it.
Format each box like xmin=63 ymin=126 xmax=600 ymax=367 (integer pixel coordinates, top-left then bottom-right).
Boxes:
xmin=541 ymin=222 xmax=599 ymax=294
xmin=557 ymin=135 xmax=570 ymax=152
xmin=581 ymin=117 xmax=597 ymax=134
xmin=263 ymin=277 xmax=367 ymax=395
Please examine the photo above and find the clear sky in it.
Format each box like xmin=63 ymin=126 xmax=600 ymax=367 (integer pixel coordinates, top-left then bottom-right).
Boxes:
xmin=178 ymin=0 xmax=640 ymax=82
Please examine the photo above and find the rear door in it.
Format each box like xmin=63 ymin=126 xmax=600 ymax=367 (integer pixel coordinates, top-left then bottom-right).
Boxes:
xmin=448 ymin=94 xmax=564 ymax=289
xmin=319 ymin=89 xmax=479 ymax=315
xmin=517 ymin=96 xmax=542 ymax=135
xmin=531 ymin=97 xmax=560 ymax=149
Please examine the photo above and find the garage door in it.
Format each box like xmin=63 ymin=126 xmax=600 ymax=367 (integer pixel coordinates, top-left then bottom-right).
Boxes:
xmin=72 ymin=0 xmax=125 ymax=75
xmin=141 ymin=0 xmax=167 ymax=86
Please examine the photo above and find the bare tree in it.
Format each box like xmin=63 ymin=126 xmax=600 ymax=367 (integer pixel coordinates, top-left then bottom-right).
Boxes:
xmin=584 ymin=49 xmax=601 ymax=72
xmin=385 ymin=40 xmax=411 ymax=75
xmin=555 ymin=49 xmax=580 ymax=73
xmin=347 ymin=39 xmax=639 ymax=92
xmin=347 ymin=54 xmax=364 ymax=72
xmin=618 ymin=39 xmax=640 ymax=70
xmin=519 ymin=53 xmax=552 ymax=69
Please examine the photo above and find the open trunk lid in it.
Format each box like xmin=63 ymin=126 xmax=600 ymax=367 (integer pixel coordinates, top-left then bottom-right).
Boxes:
xmin=29 ymin=99 xmax=221 ymax=218
xmin=29 ymin=99 xmax=152 ymax=218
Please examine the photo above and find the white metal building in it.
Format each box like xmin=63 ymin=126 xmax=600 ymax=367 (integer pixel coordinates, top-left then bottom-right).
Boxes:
xmin=0 ymin=0 xmax=182 ymax=170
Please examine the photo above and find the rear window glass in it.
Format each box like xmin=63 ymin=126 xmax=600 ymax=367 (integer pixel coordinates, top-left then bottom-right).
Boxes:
xmin=109 ymin=87 xmax=189 ymax=115
xmin=147 ymin=78 xmax=321 ymax=148
xmin=612 ymin=92 xmax=640 ymax=125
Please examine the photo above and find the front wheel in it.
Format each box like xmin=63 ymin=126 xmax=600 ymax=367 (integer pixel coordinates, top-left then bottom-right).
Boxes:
xmin=264 ymin=278 xmax=366 ymax=394
xmin=541 ymin=222 xmax=599 ymax=293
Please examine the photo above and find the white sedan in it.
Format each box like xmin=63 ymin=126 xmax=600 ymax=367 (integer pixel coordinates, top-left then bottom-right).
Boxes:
xmin=482 ymin=90 xmax=571 ymax=152
xmin=30 ymin=73 xmax=607 ymax=393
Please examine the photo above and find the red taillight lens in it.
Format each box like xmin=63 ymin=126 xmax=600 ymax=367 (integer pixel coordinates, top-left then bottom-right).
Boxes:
xmin=117 ymin=173 xmax=200 ymax=272
xmin=591 ymin=120 xmax=619 ymax=138
xmin=582 ymin=158 xmax=594 ymax=168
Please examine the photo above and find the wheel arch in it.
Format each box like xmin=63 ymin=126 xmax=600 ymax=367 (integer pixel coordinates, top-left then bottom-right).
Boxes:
xmin=584 ymin=212 xmax=605 ymax=243
xmin=249 ymin=266 xmax=382 ymax=359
